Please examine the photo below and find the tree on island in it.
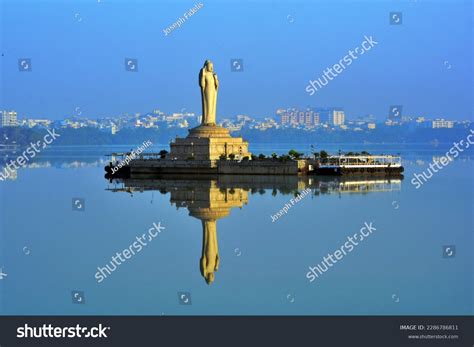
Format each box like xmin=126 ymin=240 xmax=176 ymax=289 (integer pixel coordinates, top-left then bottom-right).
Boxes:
xmin=159 ymin=149 xmax=168 ymax=159
xmin=271 ymin=153 xmax=278 ymax=160
xmin=288 ymin=149 xmax=303 ymax=160
xmin=251 ymin=154 xmax=257 ymax=161
xmin=219 ymin=154 xmax=227 ymax=160
xmin=319 ymin=150 xmax=329 ymax=159
xmin=258 ymin=153 xmax=266 ymax=160
xmin=229 ymin=153 xmax=236 ymax=160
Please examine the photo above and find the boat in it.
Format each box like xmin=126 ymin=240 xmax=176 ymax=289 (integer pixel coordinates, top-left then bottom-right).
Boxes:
xmin=312 ymin=155 xmax=404 ymax=176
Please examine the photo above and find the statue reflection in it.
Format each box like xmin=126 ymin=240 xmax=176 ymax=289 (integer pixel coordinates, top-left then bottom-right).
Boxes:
xmin=105 ymin=175 xmax=401 ymax=284
xmin=169 ymin=180 xmax=248 ymax=285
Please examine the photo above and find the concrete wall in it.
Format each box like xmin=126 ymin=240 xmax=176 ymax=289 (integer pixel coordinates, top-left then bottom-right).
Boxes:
xmin=128 ymin=158 xmax=312 ymax=176
xmin=130 ymin=159 xmax=217 ymax=174
xmin=217 ymin=159 xmax=303 ymax=175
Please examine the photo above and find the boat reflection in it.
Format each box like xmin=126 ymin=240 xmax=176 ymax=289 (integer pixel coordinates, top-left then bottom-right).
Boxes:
xmin=105 ymin=175 xmax=402 ymax=284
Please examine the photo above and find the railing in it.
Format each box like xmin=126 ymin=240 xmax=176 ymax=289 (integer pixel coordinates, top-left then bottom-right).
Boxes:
xmin=318 ymin=155 xmax=402 ymax=167
xmin=106 ymin=152 xmax=165 ymax=164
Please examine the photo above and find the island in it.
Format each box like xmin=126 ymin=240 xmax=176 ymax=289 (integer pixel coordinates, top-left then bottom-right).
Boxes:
xmin=104 ymin=60 xmax=403 ymax=178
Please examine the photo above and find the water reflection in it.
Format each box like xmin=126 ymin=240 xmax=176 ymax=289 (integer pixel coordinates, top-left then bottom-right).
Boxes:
xmin=106 ymin=175 xmax=402 ymax=284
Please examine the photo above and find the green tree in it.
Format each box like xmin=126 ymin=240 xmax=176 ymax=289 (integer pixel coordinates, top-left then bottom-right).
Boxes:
xmin=320 ymin=150 xmax=328 ymax=159
xmin=258 ymin=153 xmax=266 ymax=160
xmin=278 ymin=154 xmax=290 ymax=162
xmin=159 ymin=149 xmax=168 ymax=159
xmin=229 ymin=153 xmax=236 ymax=160
xmin=288 ymin=149 xmax=303 ymax=160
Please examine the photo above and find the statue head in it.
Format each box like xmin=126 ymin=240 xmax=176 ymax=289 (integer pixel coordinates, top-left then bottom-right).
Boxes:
xmin=204 ymin=60 xmax=213 ymax=72
xmin=205 ymin=272 xmax=215 ymax=285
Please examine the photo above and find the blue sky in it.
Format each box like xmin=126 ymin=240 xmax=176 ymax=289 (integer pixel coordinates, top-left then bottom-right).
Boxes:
xmin=1 ymin=0 xmax=472 ymax=121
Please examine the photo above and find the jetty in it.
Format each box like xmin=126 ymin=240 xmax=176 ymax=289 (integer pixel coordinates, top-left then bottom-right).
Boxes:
xmin=104 ymin=152 xmax=403 ymax=177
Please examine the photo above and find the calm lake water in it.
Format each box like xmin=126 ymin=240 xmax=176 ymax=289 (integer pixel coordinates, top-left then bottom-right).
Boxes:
xmin=0 ymin=143 xmax=472 ymax=315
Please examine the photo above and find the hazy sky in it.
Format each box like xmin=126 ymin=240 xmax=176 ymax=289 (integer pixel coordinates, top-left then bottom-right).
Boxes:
xmin=1 ymin=0 xmax=472 ymax=121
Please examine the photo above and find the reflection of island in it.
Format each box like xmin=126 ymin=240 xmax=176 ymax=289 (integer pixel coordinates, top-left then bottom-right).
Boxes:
xmin=171 ymin=180 xmax=248 ymax=284
xmin=106 ymin=175 xmax=402 ymax=284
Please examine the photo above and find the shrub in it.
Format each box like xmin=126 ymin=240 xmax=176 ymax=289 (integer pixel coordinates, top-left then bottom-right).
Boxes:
xmin=288 ymin=149 xmax=303 ymax=160
xmin=159 ymin=149 xmax=168 ymax=159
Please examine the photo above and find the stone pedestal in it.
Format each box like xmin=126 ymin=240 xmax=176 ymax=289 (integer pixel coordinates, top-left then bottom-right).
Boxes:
xmin=169 ymin=125 xmax=251 ymax=161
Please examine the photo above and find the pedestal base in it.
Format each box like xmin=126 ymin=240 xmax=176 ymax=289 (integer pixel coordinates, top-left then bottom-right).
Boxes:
xmin=187 ymin=125 xmax=230 ymax=138
xmin=170 ymin=125 xmax=251 ymax=161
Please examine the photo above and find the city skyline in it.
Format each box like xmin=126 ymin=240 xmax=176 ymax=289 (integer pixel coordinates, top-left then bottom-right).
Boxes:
xmin=1 ymin=105 xmax=469 ymax=135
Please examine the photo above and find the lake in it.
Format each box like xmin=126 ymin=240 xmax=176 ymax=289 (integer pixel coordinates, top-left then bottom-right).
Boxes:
xmin=0 ymin=143 xmax=472 ymax=315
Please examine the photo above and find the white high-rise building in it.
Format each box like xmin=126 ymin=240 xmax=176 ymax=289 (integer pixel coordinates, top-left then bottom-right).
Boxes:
xmin=331 ymin=110 xmax=345 ymax=126
xmin=432 ymin=119 xmax=454 ymax=129
xmin=1 ymin=111 xmax=18 ymax=127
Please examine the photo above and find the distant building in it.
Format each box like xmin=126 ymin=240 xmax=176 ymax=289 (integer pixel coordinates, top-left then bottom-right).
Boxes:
xmin=278 ymin=108 xmax=298 ymax=126
xmin=1 ymin=111 xmax=18 ymax=127
xmin=296 ymin=112 xmax=303 ymax=125
xmin=385 ymin=119 xmax=398 ymax=126
xmin=178 ymin=119 xmax=189 ymax=128
xmin=313 ymin=113 xmax=320 ymax=125
xmin=280 ymin=113 xmax=290 ymax=125
xmin=290 ymin=112 xmax=298 ymax=125
xmin=236 ymin=115 xmax=252 ymax=123
xmin=27 ymin=119 xmax=52 ymax=128
xmin=111 ymin=124 xmax=118 ymax=135
xmin=331 ymin=110 xmax=345 ymax=126
xmin=432 ymin=119 xmax=454 ymax=129
xmin=278 ymin=108 xmax=320 ymax=128
xmin=305 ymin=112 xmax=313 ymax=127
xmin=312 ymin=107 xmax=344 ymax=125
